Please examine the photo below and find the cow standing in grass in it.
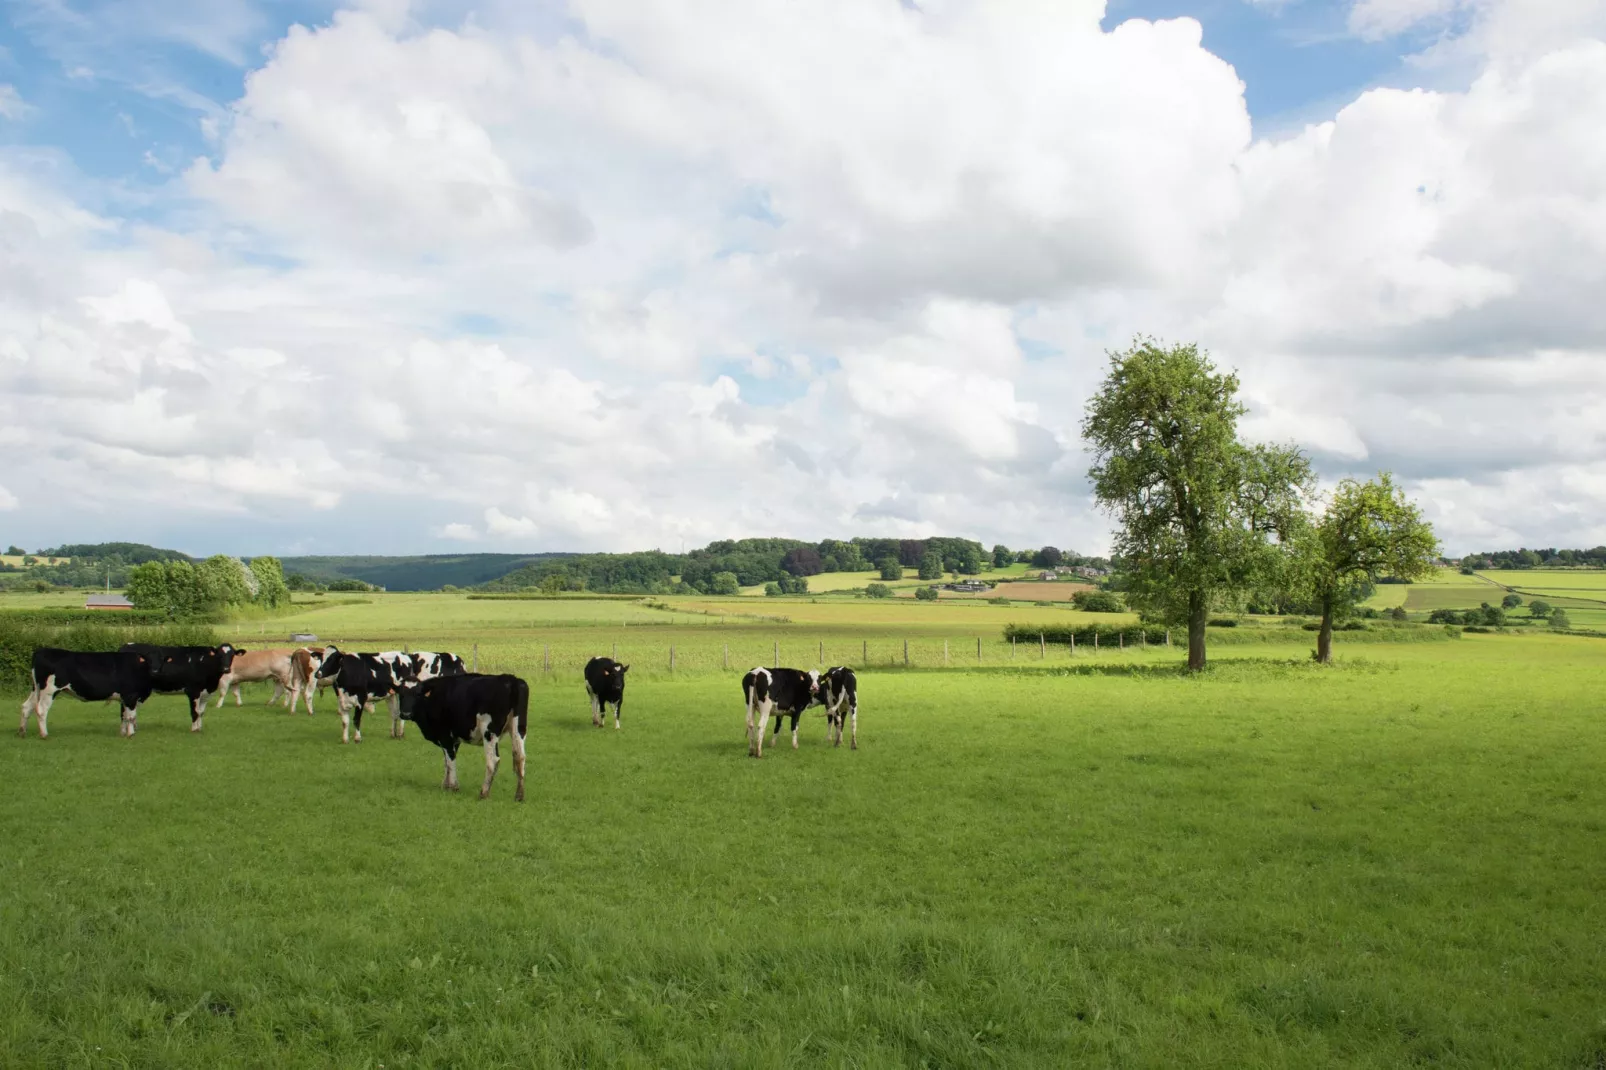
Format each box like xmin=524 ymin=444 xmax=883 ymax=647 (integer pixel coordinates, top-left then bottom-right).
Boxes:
xmin=316 ymin=649 xmax=406 ymax=743
xmin=820 ymin=666 xmax=859 ymax=750
xmin=120 ymin=643 xmax=239 ymax=732
xmin=396 ymin=673 xmax=530 ymax=801
xmin=19 ymin=648 xmax=154 ymax=738
xmin=277 ymin=647 xmax=325 ymax=714
xmin=742 ymin=667 xmax=818 ymax=757
xmin=583 ymin=657 xmax=628 ymax=729
xmin=214 ymin=649 xmax=300 ymax=710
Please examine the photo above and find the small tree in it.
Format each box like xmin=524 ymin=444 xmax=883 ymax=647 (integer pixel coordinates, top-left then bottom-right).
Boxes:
xmin=764 ymin=582 xmax=782 ymax=597
xmin=992 ymin=544 xmax=1013 ymax=568
xmin=914 ymin=586 xmax=939 ymax=601
xmin=781 ymin=547 xmax=824 ymax=577
xmin=1295 ymin=473 xmax=1439 ymax=663
xmin=710 ymin=571 xmax=741 ymax=596
xmin=865 ymin=583 xmax=891 ymax=599
xmin=1501 ymin=593 xmax=1522 ymax=610
xmin=125 ymin=561 xmax=171 ymax=612
xmin=1550 ymin=609 xmax=1571 ymax=629
xmin=1084 ymin=339 xmax=1311 ymax=671
xmin=1032 ymin=546 xmax=1063 ymax=568
xmin=1389 ymin=606 xmax=1408 ymax=621
xmin=956 ymin=545 xmax=983 ymax=575
xmin=918 ymin=552 xmax=943 ymax=580
xmin=249 ymin=556 xmax=290 ymax=609
xmin=1528 ymin=599 xmax=1552 ymax=620
xmin=4 ymin=545 xmax=23 ymax=556
xmin=878 ymin=558 xmax=903 ymax=581
xmin=778 ymin=574 xmax=808 ymax=594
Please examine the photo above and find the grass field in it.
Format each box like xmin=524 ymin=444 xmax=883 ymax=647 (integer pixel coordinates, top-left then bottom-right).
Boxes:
xmin=3 ymin=626 xmax=1605 ymax=1066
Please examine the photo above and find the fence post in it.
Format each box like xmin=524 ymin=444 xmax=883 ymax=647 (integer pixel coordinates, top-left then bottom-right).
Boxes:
xmin=1094 ymin=632 xmax=1099 ymax=654
xmin=1141 ymin=630 xmax=1147 ymax=650
xmin=774 ymin=640 xmax=779 ymax=667
xmin=723 ymin=643 xmax=729 ymax=670
xmin=1039 ymin=633 xmax=1045 ymax=659
xmin=904 ymin=639 xmax=909 ymax=667
xmin=544 ymin=643 xmax=550 ymax=671
xmin=1011 ymin=636 xmax=1016 ymax=659
xmin=1120 ymin=631 xmax=1125 ymax=651
xmin=1070 ymin=634 xmax=1075 ymax=656
xmin=471 ymin=643 xmax=478 ymax=672
xmin=977 ymin=636 xmax=982 ymax=662
xmin=819 ymin=640 xmax=824 ymax=665
xmin=670 ymin=645 xmax=675 ymax=673
xmin=1165 ymin=629 xmax=1170 ymax=647
xmin=862 ymin=639 xmax=867 ymax=665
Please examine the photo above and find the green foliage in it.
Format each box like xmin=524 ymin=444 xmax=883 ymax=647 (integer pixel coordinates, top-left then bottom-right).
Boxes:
xmin=992 ymin=544 xmax=1012 ymax=568
xmin=1070 ymin=590 xmax=1124 ymax=613
xmin=763 ymin=582 xmax=782 ymax=597
xmin=0 ymin=620 xmax=220 ymax=689
xmin=1528 ymin=599 xmax=1553 ymax=619
xmin=1550 ymin=610 xmax=1572 ymax=629
xmin=918 ymin=552 xmax=943 ymax=580
xmin=326 ymin=578 xmax=375 ymax=593
xmin=1291 ymin=473 xmax=1439 ymax=663
xmin=709 ymin=572 xmax=741 ymax=596
xmin=127 ymin=555 xmax=290 ymax=617
xmin=1500 ymin=593 xmax=1522 ymax=610
xmin=914 ymin=586 xmax=939 ymax=601
xmin=865 ymin=583 xmax=892 ymax=599
xmin=4 ymin=545 xmax=23 ymax=556
xmin=1390 ymin=606 xmax=1409 ymax=622
xmin=1083 ymin=339 xmax=1312 ymax=669
xmin=38 ymin=542 xmax=191 ymax=564
xmin=1032 ymin=546 xmax=1063 ymax=568
xmin=1003 ymin=622 xmax=1168 ymax=645
xmin=878 ymin=559 xmax=904 ymax=581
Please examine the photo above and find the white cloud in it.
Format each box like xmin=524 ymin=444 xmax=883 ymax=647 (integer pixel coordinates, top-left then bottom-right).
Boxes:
xmin=0 ymin=484 xmax=17 ymax=510
xmin=0 ymin=0 xmax=1601 ymax=555
xmin=0 ymin=86 xmax=30 ymax=120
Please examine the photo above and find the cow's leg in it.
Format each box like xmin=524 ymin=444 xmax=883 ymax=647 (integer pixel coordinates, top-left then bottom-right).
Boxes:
xmin=19 ymin=685 xmax=37 ymax=737
xmin=214 ymin=677 xmax=231 ymax=709
xmin=479 ymin=729 xmax=500 ymax=800
xmin=850 ymin=702 xmax=857 ymax=750
xmin=233 ymin=681 xmax=243 ymax=707
xmin=352 ymin=697 xmax=366 ymax=743
xmin=121 ymin=701 xmax=138 ymax=738
xmin=790 ymin=711 xmax=800 ymax=750
xmin=28 ymin=678 xmax=58 ymax=739
xmin=190 ymin=690 xmax=207 ymax=732
xmin=613 ymin=697 xmax=622 ymax=730
xmin=444 ymin=744 xmax=460 ymax=792
xmin=589 ymin=687 xmax=601 ymax=728
xmin=441 ymin=748 xmax=455 ymax=791
xmin=339 ymin=694 xmax=352 ymax=743
xmin=755 ymin=698 xmax=772 ymax=758
xmin=508 ymin=713 xmax=527 ymax=803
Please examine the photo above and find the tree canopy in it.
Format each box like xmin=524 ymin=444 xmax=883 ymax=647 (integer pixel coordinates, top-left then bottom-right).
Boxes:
xmin=1083 ymin=339 xmax=1311 ymax=670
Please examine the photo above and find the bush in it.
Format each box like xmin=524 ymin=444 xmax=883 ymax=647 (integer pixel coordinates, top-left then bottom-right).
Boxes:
xmin=1003 ymin=622 xmax=1168 ymax=646
xmin=1207 ymin=617 xmax=1239 ymax=628
xmin=709 ymin=572 xmax=741 ymax=596
xmin=764 ymin=582 xmax=783 ymax=597
xmin=865 ymin=583 xmax=892 ymax=599
xmin=1551 ymin=610 xmax=1572 ymax=630
xmin=1390 ymin=606 xmax=1409 ymax=621
xmin=326 ymin=578 xmax=373 ymax=593
xmin=914 ymin=586 xmax=939 ymax=601
xmin=917 ymin=553 xmax=943 ymax=580
xmin=878 ymin=559 xmax=903 ymax=581
xmin=1501 ymin=593 xmax=1523 ymax=609
xmin=1528 ymin=599 xmax=1552 ymax=619
xmin=988 ymin=596 xmax=1011 ymax=606
xmin=0 ymin=620 xmax=221 ymax=690
xmin=1071 ymin=590 xmax=1123 ymax=613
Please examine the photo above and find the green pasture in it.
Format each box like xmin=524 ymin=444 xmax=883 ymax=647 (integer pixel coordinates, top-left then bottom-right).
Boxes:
xmin=3 ymin=629 xmax=1605 ymax=1067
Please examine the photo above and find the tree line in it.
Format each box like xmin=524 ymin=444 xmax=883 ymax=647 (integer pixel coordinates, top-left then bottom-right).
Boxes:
xmin=125 ymin=556 xmax=291 ymax=618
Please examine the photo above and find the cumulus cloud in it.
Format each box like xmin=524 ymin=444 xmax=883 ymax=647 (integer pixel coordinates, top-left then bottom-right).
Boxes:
xmin=0 ymin=0 xmax=1602 ymax=554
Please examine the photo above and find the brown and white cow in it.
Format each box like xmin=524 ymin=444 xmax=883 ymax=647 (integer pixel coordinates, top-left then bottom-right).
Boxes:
xmin=215 ymin=647 xmax=325 ymax=714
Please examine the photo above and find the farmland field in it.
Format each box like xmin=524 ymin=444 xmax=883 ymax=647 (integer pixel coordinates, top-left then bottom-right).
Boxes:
xmin=3 ymin=598 xmax=1605 ymax=1066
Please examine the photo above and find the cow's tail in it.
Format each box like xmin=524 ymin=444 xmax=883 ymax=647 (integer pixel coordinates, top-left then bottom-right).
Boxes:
xmin=512 ymin=677 xmax=530 ymax=741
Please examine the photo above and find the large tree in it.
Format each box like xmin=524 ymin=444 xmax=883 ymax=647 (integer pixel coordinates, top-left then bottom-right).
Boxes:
xmin=1083 ymin=340 xmax=1311 ymax=671
xmin=1296 ymin=474 xmax=1439 ymax=664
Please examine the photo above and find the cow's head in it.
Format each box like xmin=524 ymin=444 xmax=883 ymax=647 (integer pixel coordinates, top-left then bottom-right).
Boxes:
xmin=395 ymin=678 xmax=422 ymax=720
xmin=808 ymin=669 xmax=820 ymax=696
xmin=316 ymin=648 xmax=344 ymax=678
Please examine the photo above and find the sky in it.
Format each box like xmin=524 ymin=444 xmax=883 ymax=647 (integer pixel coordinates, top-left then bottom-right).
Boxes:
xmin=0 ymin=0 xmax=1603 ymax=558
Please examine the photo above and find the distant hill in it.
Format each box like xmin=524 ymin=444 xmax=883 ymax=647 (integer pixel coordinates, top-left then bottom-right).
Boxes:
xmin=278 ymin=553 xmax=574 ymax=591
xmin=38 ymin=542 xmax=192 ymax=564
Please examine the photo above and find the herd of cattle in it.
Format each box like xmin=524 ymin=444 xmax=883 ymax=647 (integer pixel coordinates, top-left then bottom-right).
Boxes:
xmin=17 ymin=643 xmax=861 ymax=799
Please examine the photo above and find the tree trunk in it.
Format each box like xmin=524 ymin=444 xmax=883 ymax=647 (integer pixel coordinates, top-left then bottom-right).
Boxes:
xmin=1187 ymin=591 xmax=1207 ymax=672
xmin=1317 ymin=596 xmax=1334 ymax=664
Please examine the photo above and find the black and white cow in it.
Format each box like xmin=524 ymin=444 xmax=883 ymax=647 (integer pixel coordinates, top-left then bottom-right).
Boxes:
xmin=373 ymin=650 xmax=465 ymax=739
xmin=820 ymin=666 xmax=859 ymax=750
xmin=741 ymin=666 xmax=819 ymax=757
xmin=315 ymin=648 xmax=407 ymax=743
xmin=19 ymin=648 xmax=155 ymax=738
xmin=120 ymin=642 xmax=239 ymax=732
xmin=396 ymin=673 xmax=530 ymax=801
xmin=583 ymin=657 xmax=628 ymax=729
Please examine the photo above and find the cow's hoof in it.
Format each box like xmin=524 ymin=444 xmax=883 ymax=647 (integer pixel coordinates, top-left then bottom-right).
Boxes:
xmin=479 ymin=790 xmax=490 ymax=801
xmin=16 ymin=728 xmax=23 ymax=738
xmin=515 ymin=789 xmax=525 ymax=803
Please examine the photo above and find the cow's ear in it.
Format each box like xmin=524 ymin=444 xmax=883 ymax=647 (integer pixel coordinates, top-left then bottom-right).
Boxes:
xmin=621 ymin=664 xmax=630 ymax=672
